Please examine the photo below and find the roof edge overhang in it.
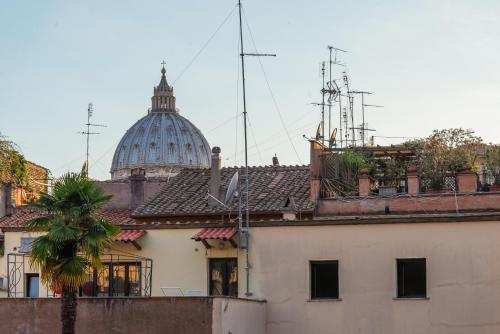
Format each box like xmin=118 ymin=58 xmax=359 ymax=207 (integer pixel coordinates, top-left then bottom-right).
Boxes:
xmin=131 ymin=209 xmax=314 ymax=219
xmin=3 ymin=212 xmax=500 ymax=232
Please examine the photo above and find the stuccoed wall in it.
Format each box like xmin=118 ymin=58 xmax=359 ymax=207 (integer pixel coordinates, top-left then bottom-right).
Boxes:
xmin=248 ymin=221 xmax=500 ymax=334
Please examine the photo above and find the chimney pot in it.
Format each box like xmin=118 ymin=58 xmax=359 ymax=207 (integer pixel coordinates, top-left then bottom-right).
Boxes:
xmin=209 ymin=146 xmax=222 ymax=207
xmin=272 ymin=155 xmax=279 ymax=166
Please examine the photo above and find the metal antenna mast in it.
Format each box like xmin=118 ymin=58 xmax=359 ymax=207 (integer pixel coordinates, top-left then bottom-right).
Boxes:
xmin=342 ymin=72 xmax=356 ymax=147
xmin=349 ymin=91 xmax=371 ymax=146
xmin=238 ymin=0 xmax=276 ymax=297
xmin=79 ymin=103 xmax=106 ymax=177
xmin=320 ymin=62 xmax=326 ymax=145
xmin=326 ymin=46 xmax=346 ymax=148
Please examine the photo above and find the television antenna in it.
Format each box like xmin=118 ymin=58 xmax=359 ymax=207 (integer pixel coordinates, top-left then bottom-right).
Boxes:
xmin=327 ymin=45 xmax=346 ymax=148
xmin=238 ymin=0 xmax=275 ymax=297
xmin=78 ymin=103 xmax=106 ymax=177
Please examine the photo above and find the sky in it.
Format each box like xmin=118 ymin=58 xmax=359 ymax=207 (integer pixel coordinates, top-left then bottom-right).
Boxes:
xmin=1 ymin=0 xmax=499 ymax=180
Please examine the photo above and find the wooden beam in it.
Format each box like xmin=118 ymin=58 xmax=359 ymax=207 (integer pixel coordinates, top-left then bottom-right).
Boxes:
xmin=201 ymin=239 xmax=212 ymax=249
xmin=228 ymin=238 xmax=238 ymax=248
xmin=131 ymin=241 xmax=142 ymax=250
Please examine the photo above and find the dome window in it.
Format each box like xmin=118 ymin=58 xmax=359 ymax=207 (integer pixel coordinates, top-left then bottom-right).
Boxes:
xmin=168 ymin=143 xmax=175 ymax=155
xmin=186 ymin=143 xmax=192 ymax=152
xmin=166 ymin=125 xmax=174 ymax=134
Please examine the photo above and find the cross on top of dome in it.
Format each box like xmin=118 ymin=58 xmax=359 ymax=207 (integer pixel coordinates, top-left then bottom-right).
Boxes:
xmin=152 ymin=62 xmax=176 ymax=112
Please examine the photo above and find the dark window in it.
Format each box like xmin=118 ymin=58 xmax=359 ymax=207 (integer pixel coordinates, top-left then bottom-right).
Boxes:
xmin=26 ymin=274 xmax=39 ymax=298
xmin=397 ymin=258 xmax=427 ymax=298
xmin=209 ymin=258 xmax=238 ymax=297
xmin=310 ymin=261 xmax=339 ymax=299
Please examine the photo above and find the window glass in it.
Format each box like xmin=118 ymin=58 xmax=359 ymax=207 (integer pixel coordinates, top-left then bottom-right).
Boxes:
xmin=310 ymin=261 xmax=339 ymax=299
xmin=397 ymin=258 xmax=427 ymax=298
xmin=209 ymin=258 xmax=238 ymax=297
xmin=26 ymin=274 xmax=39 ymax=298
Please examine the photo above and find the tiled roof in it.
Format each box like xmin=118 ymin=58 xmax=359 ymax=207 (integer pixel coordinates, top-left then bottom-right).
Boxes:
xmin=134 ymin=165 xmax=314 ymax=217
xmin=0 ymin=207 xmax=46 ymax=228
xmin=192 ymin=227 xmax=238 ymax=241
xmin=0 ymin=207 xmax=136 ymax=229
xmin=115 ymin=229 xmax=146 ymax=242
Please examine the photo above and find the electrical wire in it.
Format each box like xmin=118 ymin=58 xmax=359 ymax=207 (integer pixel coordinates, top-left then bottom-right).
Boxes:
xmin=172 ymin=5 xmax=237 ymax=85
xmin=241 ymin=8 xmax=303 ymax=164
xmin=246 ymin=114 xmax=264 ymax=164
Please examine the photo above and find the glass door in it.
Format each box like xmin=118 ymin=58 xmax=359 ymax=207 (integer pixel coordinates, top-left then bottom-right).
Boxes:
xmin=209 ymin=258 xmax=238 ymax=297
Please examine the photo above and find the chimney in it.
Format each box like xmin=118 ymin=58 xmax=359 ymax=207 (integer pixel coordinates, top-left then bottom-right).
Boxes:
xmin=0 ymin=183 xmax=14 ymax=217
xmin=310 ymin=140 xmax=323 ymax=201
xmin=129 ymin=168 xmax=146 ymax=210
xmin=209 ymin=146 xmax=222 ymax=207
xmin=272 ymin=154 xmax=279 ymax=166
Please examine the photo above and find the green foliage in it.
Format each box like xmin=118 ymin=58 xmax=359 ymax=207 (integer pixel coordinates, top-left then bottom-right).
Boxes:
xmin=28 ymin=173 xmax=119 ymax=289
xmin=486 ymin=145 xmax=500 ymax=185
xmin=0 ymin=134 xmax=28 ymax=186
xmin=409 ymin=128 xmax=483 ymax=190
xmin=338 ymin=149 xmax=368 ymax=187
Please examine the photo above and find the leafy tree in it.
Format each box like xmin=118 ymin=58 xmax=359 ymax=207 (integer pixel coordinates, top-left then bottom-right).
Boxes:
xmin=408 ymin=128 xmax=483 ymax=190
xmin=0 ymin=134 xmax=28 ymax=186
xmin=28 ymin=173 xmax=119 ymax=334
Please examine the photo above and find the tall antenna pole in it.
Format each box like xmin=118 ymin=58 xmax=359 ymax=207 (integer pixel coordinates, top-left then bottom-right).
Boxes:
xmin=237 ymin=0 xmax=251 ymax=297
xmin=320 ymin=62 xmax=326 ymax=145
xmin=79 ymin=103 xmax=106 ymax=177
xmin=86 ymin=104 xmax=91 ymax=174
xmin=237 ymin=0 xmax=275 ymax=297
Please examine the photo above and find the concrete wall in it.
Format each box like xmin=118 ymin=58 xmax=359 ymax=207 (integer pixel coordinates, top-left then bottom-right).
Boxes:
xmin=0 ymin=297 xmax=214 ymax=334
xmin=0 ymin=297 xmax=265 ymax=334
xmin=96 ymin=180 xmax=166 ymax=209
xmin=249 ymin=221 xmax=500 ymax=334
xmin=212 ymin=298 xmax=267 ymax=334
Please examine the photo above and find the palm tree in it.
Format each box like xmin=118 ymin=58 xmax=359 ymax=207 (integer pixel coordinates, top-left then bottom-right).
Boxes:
xmin=28 ymin=173 xmax=119 ymax=334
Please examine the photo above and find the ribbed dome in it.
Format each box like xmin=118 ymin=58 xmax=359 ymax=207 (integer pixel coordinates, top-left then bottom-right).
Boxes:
xmin=110 ymin=65 xmax=211 ymax=180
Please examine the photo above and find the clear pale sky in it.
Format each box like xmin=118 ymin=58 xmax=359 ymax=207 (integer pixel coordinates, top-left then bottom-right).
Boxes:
xmin=1 ymin=0 xmax=499 ymax=180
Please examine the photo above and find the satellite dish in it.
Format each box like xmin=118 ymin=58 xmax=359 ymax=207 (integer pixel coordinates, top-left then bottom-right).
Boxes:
xmin=315 ymin=123 xmax=321 ymax=140
xmin=330 ymin=128 xmax=337 ymax=146
xmin=224 ymin=171 xmax=239 ymax=207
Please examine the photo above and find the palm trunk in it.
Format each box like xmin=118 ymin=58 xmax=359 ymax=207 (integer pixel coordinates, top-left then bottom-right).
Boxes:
xmin=61 ymin=285 xmax=78 ymax=334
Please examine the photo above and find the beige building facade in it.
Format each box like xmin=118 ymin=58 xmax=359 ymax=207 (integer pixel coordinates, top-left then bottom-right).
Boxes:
xmin=2 ymin=217 xmax=500 ymax=334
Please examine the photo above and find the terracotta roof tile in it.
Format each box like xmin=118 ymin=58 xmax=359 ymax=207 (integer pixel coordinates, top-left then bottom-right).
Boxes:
xmin=115 ymin=229 xmax=146 ymax=242
xmin=192 ymin=227 xmax=238 ymax=241
xmin=134 ymin=165 xmax=314 ymax=217
xmin=0 ymin=207 xmax=136 ymax=229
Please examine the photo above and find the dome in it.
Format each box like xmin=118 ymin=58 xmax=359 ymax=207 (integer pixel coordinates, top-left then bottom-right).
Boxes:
xmin=110 ymin=65 xmax=211 ymax=180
